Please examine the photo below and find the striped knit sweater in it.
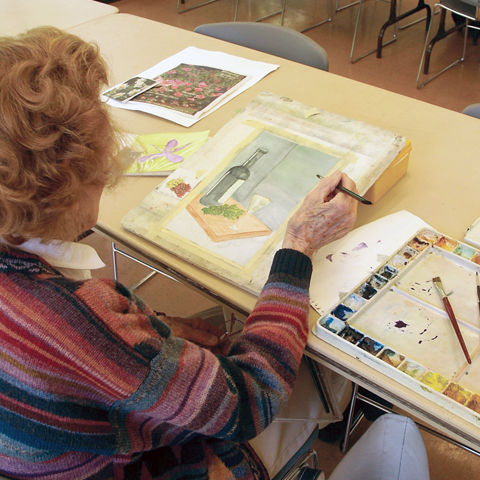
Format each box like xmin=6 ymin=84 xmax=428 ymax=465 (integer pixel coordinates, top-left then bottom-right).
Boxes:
xmin=0 ymin=246 xmax=312 ymax=479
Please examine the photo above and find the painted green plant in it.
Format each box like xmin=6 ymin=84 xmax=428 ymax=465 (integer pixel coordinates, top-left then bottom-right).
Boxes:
xmin=202 ymin=204 xmax=245 ymax=220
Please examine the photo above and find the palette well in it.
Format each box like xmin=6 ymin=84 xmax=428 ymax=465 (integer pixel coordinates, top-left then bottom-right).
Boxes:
xmin=313 ymin=229 xmax=480 ymax=425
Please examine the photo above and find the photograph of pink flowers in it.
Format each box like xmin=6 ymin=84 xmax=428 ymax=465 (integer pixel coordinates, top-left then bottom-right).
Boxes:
xmin=133 ymin=63 xmax=246 ymax=115
xmin=101 ymin=47 xmax=279 ymax=126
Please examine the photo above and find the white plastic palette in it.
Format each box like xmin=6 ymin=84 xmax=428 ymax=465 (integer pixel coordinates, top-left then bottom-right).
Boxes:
xmin=314 ymin=229 xmax=480 ymax=426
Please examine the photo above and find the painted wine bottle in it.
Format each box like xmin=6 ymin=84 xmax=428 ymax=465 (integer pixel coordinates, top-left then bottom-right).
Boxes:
xmin=200 ymin=147 xmax=268 ymax=206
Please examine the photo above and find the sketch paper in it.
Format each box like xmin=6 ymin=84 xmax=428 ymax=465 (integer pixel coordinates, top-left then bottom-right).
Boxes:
xmin=102 ymin=47 xmax=279 ymax=126
xmin=308 ymin=210 xmax=430 ymax=316
xmin=122 ymin=92 xmax=407 ymax=291
xmin=121 ymin=131 xmax=209 ymax=176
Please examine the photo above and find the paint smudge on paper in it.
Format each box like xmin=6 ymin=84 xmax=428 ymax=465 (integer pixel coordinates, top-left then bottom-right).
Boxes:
xmin=352 ymin=242 xmax=368 ymax=251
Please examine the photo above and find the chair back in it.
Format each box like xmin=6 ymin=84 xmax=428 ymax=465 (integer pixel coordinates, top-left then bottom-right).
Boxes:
xmin=194 ymin=22 xmax=329 ymax=71
xmin=462 ymin=103 xmax=480 ymax=118
xmin=441 ymin=0 xmax=480 ymax=20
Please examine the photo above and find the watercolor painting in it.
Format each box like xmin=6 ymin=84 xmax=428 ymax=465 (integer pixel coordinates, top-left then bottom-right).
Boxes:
xmin=132 ymin=63 xmax=246 ymax=115
xmin=184 ymin=130 xmax=340 ymax=242
xmin=122 ymin=131 xmax=209 ymax=176
xmin=315 ymin=229 xmax=480 ymax=425
xmin=121 ymin=93 xmax=409 ymax=289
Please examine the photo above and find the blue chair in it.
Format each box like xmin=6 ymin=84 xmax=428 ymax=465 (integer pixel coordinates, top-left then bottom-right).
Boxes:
xmin=194 ymin=21 xmax=329 ymax=71
xmin=463 ymin=103 xmax=480 ymax=118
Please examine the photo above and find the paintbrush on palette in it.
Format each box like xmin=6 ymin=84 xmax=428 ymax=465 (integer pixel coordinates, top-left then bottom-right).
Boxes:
xmin=316 ymin=174 xmax=372 ymax=205
xmin=432 ymin=276 xmax=472 ymax=364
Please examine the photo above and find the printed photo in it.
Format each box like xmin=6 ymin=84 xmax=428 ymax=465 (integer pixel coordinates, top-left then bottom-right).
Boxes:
xmin=132 ymin=63 xmax=246 ymax=115
xmin=103 ymin=77 xmax=157 ymax=102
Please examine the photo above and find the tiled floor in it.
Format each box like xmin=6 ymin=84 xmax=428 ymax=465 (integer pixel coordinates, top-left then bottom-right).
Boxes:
xmin=91 ymin=0 xmax=480 ymax=477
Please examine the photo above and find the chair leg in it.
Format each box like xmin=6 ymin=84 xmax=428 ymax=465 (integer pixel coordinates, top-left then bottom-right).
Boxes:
xmin=279 ymin=449 xmax=321 ymax=480
xmin=416 ymin=9 xmax=469 ymax=88
xmin=340 ymin=383 xmax=361 ymax=452
xmin=335 ymin=0 xmax=361 ymax=13
xmin=377 ymin=0 xmax=431 ymax=58
xmin=350 ymin=0 xmax=398 ymax=63
xmin=351 ymin=0 xmax=431 ymax=63
xmin=274 ymin=0 xmax=333 ymax=33
xmin=176 ymin=0 xmax=221 ymax=14
xmin=233 ymin=0 xmax=239 ymax=21
xmin=112 ymin=241 xmax=119 ymax=282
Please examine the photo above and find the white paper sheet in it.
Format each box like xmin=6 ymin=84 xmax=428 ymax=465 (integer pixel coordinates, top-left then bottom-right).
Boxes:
xmin=102 ymin=47 xmax=279 ymax=127
xmin=309 ymin=210 xmax=431 ymax=315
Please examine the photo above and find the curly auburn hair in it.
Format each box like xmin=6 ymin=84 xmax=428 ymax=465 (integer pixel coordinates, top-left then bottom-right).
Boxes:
xmin=0 ymin=27 xmax=122 ymax=244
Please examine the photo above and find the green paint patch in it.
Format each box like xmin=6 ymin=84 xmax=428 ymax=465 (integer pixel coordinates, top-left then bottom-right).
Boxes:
xmin=202 ymin=204 xmax=245 ymax=220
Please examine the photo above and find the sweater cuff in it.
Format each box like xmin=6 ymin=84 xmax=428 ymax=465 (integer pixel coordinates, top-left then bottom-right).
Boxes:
xmin=270 ymin=248 xmax=312 ymax=283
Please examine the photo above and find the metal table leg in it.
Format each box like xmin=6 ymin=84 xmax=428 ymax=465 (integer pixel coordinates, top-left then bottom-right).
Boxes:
xmin=377 ymin=0 xmax=432 ymax=58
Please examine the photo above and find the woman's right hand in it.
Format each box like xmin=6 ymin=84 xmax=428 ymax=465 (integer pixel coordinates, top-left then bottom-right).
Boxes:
xmin=282 ymin=171 xmax=358 ymax=259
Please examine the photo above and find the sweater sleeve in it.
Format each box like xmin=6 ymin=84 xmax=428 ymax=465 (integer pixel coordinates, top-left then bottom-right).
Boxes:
xmin=67 ymin=249 xmax=312 ymax=453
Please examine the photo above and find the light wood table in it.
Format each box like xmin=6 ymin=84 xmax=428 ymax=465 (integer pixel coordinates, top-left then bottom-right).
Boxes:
xmin=0 ymin=0 xmax=118 ymax=36
xmin=68 ymin=13 xmax=480 ymax=452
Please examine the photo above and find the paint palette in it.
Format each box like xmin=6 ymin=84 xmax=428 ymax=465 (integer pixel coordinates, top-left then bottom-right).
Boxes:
xmin=314 ymin=229 xmax=480 ymax=426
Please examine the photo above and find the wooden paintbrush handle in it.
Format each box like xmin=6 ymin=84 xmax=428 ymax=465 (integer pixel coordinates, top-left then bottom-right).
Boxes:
xmin=442 ymin=297 xmax=472 ymax=364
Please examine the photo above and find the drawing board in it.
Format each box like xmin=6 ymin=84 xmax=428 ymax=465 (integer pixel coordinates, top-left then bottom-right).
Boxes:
xmin=122 ymin=93 xmax=407 ymax=292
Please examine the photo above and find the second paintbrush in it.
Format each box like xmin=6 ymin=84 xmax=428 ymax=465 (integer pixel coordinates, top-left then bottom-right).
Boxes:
xmin=316 ymin=174 xmax=372 ymax=205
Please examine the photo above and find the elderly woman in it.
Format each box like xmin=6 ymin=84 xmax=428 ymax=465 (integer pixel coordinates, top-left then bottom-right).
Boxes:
xmin=0 ymin=27 xmax=430 ymax=480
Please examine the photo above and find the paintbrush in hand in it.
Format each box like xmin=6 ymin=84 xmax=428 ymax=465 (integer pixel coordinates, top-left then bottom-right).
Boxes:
xmin=432 ymin=276 xmax=471 ymax=364
xmin=316 ymin=174 xmax=372 ymax=205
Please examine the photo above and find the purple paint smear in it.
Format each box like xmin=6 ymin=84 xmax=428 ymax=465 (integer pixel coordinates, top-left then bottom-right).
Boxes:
xmin=352 ymin=242 xmax=368 ymax=251
xmin=395 ymin=320 xmax=408 ymax=328
xmin=326 ymin=254 xmax=333 ymax=262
